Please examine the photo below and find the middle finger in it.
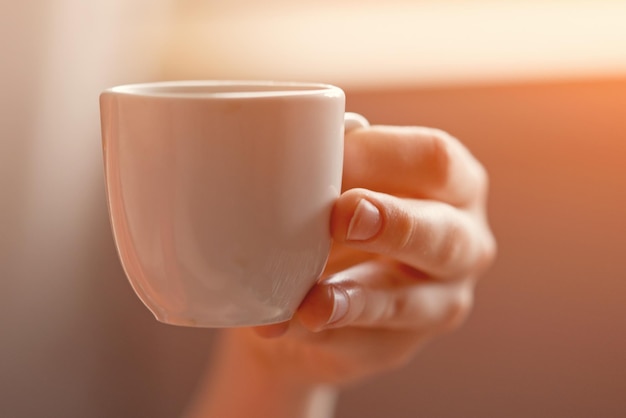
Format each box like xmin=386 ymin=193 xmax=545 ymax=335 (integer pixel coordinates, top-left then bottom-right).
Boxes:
xmin=332 ymin=189 xmax=490 ymax=279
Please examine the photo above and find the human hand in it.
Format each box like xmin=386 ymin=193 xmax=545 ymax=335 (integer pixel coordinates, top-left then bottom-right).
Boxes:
xmin=237 ymin=125 xmax=496 ymax=385
xmin=186 ymin=125 xmax=496 ymax=418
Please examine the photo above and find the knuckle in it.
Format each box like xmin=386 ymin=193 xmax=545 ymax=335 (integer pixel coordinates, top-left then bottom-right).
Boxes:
xmin=473 ymin=229 xmax=497 ymax=275
xmin=428 ymin=128 xmax=490 ymax=206
xmin=440 ymin=287 xmax=474 ymax=332
xmin=475 ymin=160 xmax=489 ymax=190
xmin=433 ymin=209 xmax=465 ymax=268
xmin=472 ymin=161 xmax=490 ymax=201
xmin=381 ymin=290 xmax=409 ymax=323
xmin=396 ymin=208 xmax=419 ymax=253
xmin=425 ymin=129 xmax=454 ymax=190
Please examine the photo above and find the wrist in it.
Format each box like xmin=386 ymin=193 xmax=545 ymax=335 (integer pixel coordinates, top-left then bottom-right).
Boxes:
xmin=184 ymin=329 xmax=339 ymax=418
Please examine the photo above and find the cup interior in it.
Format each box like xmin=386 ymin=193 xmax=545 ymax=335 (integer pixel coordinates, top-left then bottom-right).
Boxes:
xmin=107 ymin=80 xmax=340 ymax=99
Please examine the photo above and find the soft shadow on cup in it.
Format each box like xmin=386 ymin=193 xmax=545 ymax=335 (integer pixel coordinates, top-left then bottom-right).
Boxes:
xmin=100 ymin=80 xmax=368 ymax=328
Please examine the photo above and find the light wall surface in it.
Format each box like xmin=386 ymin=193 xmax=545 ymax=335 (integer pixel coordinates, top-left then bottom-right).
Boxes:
xmin=165 ymin=0 xmax=626 ymax=87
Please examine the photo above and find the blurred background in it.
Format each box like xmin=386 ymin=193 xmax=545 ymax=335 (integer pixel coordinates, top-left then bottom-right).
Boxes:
xmin=2 ymin=0 xmax=625 ymax=416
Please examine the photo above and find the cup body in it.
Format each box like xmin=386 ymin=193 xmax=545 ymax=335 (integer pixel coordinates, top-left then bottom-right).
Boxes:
xmin=100 ymin=81 xmax=346 ymax=327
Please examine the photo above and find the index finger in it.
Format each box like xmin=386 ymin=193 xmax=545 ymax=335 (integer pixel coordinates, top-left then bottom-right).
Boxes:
xmin=342 ymin=126 xmax=486 ymax=207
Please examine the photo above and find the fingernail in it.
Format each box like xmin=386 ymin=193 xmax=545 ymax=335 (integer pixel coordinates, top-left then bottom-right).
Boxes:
xmin=346 ymin=199 xmax=382 ymax=241
xmin=328 ymin=286 xmax=349 ymax=325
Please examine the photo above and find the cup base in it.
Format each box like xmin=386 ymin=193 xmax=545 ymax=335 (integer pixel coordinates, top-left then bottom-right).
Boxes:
xmin=151 ymin=309 xmax=295 ymax=328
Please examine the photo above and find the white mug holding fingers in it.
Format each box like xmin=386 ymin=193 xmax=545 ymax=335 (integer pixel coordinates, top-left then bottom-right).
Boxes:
xmin=100 ymin=80 xmax=495 ymax=418
xmin=100 ymin=81 xmax=369 ymax=327
xmin=184 ymin=116 xmax=496 ymax=418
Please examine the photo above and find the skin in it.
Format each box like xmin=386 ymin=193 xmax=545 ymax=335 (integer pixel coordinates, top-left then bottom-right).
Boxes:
xmin=184 ymin=125 xmax=496 ymax=418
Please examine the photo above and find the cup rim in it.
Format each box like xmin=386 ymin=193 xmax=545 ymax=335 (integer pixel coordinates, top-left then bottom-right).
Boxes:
xmin=104 ymin=80 xmax=343 ymax=99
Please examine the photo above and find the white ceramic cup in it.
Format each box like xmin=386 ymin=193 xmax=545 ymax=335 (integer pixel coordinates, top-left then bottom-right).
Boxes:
xmin=100 ymin=80 xmax=368 ymax=327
